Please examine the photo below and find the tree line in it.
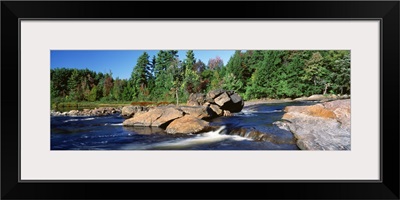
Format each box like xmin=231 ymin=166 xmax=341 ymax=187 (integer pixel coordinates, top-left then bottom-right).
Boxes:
xmin=51 ymin=50 xmax=350 ymax=103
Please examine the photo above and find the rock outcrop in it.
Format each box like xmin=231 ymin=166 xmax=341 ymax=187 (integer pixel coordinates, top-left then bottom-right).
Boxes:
xmin=293 ymin=94 xmax=350 ymax=102
xmin=187 ymin=93 xmax=207 ymax=106
xmin=123 ymin=106 xmax=184 ymax=127
xmin=51 ymin=107 xmax=121 ymax=117
xmin=277 ymin=99 xmax=351 ymax=150
xmin=179 ymin=106 xmax=213 ymax=119
xmin=187 ymin=89 xmax=244 ymax=116
xmin=229 ymin=128 xmax=297 ymax=145
xmin=122 ymin=89 xmax=244 ymax=134
xmin=121 ymin=106 xmax=149 ymax=118
xmin=166 ymin=115 xmax=210 ymax=134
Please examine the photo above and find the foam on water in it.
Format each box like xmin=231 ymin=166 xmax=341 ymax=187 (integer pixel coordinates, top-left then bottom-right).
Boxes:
xmin=235 ymin=109 xmax=282 ymax=117
xmin=104 ymin=123 xmax=123 ymax=126
xmin=63 ymin=117 xmax=95 ymax=123
xmin=121 ymin=126 xmax=252 ymax=150
xmin=63 ymin=119 xmax=79 ymax=122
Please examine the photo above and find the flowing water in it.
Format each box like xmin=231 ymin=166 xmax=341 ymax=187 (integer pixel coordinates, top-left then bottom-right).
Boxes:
xmin=51 ymin=102 xmax=315 ymax=150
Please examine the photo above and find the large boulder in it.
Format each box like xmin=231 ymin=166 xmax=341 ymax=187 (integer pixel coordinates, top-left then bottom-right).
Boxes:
xmin=214 ymin=92 xmax=231 ymax=107
xmin=209 ymin=104 xmax=223 ymax=116
xmin=123 ymin=106 xmax=184 ymax=127
xmin=187 ymin=93 xmax=206 ymax=106
xmin=283 ymin=104 xmax=336 ymax=119
xmin=166 ymin=115 xmax=210 ymax=134
xmin=204 ymin=89 xmax=244 ymax=113
xmin=121 ymin=106 xmax=149 ymax=118
xmin=278 ymin=99 xmax=351 ymax=150
xmin=206 ymin=88 xmax=225 ymax=99
xmin=179 ymin=106 xmax=213 ymax=119
xmin=323 ymin=99 xmax=351 ymax=130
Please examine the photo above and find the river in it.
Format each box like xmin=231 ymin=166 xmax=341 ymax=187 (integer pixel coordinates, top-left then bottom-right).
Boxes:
xmin=51 ymin=102 xmax=315 ymax=150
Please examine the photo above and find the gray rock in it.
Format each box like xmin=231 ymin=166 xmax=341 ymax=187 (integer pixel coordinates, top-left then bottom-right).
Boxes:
xmin=214 ymin=92 xmax=231 ymax=107
xmin=277 ymin=99 xmax=351 ymax=150
xmin=293 ymin=96 xmax=308 ymax=101
xmin=306 ymin=94 xmax=326 ymax=101
xmin=121 ymin=106 xmax=149 ymax=118
xmin=209 ymin=104 xmax=223 ymax=116
xmin=284 ymin=113 xmax=350 ymax=150
xmin=51 ymin=107 xmax=121 ymax=117
xmin=187 ymin=93 xmax=206 ymax=106
xmin=206 ymin=88 xmax=225 ymax=99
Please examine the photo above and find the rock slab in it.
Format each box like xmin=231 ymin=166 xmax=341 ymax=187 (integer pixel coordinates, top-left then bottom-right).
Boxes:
xmin=123 ymin=106 xmax=184 ymax=127
xmin=279 ymin=99 xmax=351 ymax=150
xmin=166 ymin=115 xmax=210 ymax=134
xmin=179 ymin=106 xmax=213 ymax=119
xmin=121 ymin=106 xmax=149 ymax=118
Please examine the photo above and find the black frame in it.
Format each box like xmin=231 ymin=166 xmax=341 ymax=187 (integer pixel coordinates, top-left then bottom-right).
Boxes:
xmin=2 ymin=1 xmax=399 ymax=199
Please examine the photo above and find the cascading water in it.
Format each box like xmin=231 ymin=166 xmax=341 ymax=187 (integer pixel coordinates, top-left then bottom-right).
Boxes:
xmin=51 ymin=102 xmax=315 ymax=150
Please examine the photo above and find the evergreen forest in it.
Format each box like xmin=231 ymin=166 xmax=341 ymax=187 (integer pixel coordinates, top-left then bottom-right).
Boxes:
xmin=51 ymin=50 xmax=350 ymax=105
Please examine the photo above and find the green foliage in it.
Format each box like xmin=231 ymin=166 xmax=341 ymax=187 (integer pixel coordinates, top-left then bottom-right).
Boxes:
xmin=88 ymin=85 xmax=98 ymax=102
xmin=51 ymin=50 xmax=351 ymax=105
xmin=130 ymin=52 xmax=151 ymax=99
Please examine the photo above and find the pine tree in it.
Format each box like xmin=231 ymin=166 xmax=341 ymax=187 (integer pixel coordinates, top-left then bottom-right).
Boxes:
xmin=130 ymin=52 xmax=150 ymax=99
xmin=183 ymin=50 xmax=195 ymax=71
xmin=223 ymin=50 xmax=245 ymax=94
xmin=153 ymin=50 xmax=179 ymax=100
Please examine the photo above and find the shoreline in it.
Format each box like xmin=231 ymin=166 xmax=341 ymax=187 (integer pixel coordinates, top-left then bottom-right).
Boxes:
xmin=51 ymin=94 xmax=350 ymax=115
xmin=244 ymin=94 xmax=350 ymax=107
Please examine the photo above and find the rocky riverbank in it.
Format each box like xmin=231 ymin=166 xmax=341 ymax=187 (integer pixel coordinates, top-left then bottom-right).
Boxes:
xmin=51 ymin=107 xmax=121 ymax=117
xmin=274 ymin=99 xmax=351 ymax=150
xmin=244 ymin=94 xmax=350 ymax=107
xmin=122 ymin=89 xmax=244 ymax=134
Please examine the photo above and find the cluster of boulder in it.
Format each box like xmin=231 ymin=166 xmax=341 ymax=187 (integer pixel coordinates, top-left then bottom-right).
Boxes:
xmin=51 ymin=107 xmax=121 ymax=117
xmin=274 ymin=99 xmax=351 ymax=150
xmin=122 ymin=89 xmax=244 ymax=134
xmin=188 ymin=89 xmax=244 ymax=116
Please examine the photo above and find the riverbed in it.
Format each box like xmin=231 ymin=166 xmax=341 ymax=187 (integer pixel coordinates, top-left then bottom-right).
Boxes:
xmin=51 ymin=102 xmax=315 ymax=150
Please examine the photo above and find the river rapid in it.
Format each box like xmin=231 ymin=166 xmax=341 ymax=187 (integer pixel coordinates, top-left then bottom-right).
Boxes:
xmin=51 ymin=102 xmax=315 ymax=150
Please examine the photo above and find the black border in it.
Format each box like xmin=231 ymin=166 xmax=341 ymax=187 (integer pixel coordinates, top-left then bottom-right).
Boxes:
xmin=2 ymin=1 xmax=399 ymax=199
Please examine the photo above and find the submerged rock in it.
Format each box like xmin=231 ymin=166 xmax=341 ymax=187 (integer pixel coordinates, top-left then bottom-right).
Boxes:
xmin=229 ymin=128 xmax=297 ymax=145
xmin=123 ymin=126 xmax=165 ymax=135
xmin=277 ymin=99 xmax=351 ymax=150
xmin=166 ymin=115 xmax=210 ymax=134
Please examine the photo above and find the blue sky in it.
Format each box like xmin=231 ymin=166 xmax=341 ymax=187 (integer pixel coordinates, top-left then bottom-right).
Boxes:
xmin=51 ymin=50 xmax=235 ymax=79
